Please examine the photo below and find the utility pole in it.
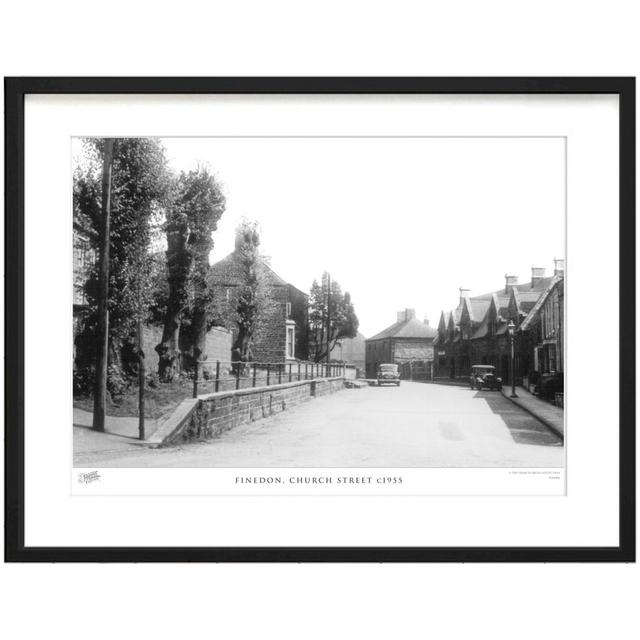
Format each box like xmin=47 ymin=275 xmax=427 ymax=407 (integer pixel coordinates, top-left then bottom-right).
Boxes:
xmin=326 ymin=272 xmax=331 ymax=373
xmin=138 ymin=318 xmax=146 ymax=440
xmin=92 ymin=138 xmax=115 ymax=431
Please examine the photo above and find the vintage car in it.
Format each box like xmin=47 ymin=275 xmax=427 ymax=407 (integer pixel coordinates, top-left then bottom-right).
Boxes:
xmin=377 ymin=363 xmax=401 ymax=386
xmin=469 ymin=365 xmax=502 ymax=391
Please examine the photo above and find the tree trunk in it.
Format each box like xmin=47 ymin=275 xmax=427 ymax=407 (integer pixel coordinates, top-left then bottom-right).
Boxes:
xmin=156 ymin=221 xmax=191 ymax=381
xmin=189 ymin=308 xmax=208 ymax=363
xmin=184 ymin=244 xmax=212 ymax=369
xmin=92 ymin=138 xmax=115 ymax=431
xmin=156 ymin=297 xmax=183 ymax=382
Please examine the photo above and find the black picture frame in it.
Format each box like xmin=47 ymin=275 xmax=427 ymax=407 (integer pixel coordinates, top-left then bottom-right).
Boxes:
xmin=4 ymin=77 xmax=635 ymax=563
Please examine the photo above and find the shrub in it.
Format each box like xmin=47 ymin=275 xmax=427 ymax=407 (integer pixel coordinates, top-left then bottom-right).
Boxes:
xmin=73 ymin=365 xmax=95 ymax=396
xmin=107 ymin=364 xmax=130 ymax=398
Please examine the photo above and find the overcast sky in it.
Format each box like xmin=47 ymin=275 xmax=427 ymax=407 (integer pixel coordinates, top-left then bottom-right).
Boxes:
xmin=162 ymin=137 xmax=565 ymax=338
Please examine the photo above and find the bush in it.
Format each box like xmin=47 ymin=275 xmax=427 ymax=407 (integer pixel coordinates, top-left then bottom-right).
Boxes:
xmin=107 ymin=364 xmax=130 ymax=398
xmin=73 ymin=365 xmax=95 ymax=396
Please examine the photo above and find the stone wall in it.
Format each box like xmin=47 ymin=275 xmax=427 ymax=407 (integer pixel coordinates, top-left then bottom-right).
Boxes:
xmin=148 ymin=377 xmax=346 ymax=445
xmin=141 ymin=324 xmax=232 ymax=370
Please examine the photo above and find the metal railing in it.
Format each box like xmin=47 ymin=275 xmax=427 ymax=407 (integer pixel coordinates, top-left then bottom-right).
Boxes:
xmin=191 ymin=360 xmax=348 ymax=398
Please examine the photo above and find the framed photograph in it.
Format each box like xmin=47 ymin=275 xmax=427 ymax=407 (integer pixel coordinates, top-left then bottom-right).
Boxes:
xmin=5 ymin=77 xmax=635 ymax=562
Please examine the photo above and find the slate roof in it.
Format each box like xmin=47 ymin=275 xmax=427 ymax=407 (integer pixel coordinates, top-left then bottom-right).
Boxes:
xmin=519 ymin=275 xmax=564 ymax=331
xmin=367 ymin=317 xmax=438 ymax=342
xmin=439 ymin=276 xmax=557 ymax=340
xmin=210 ymin=251 xmax=307 ymax=297
xmin=473 ymin=277 xmax=553 ymax=300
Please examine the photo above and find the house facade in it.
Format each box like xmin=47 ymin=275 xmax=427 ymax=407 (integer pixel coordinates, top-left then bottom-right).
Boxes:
xmin=209 ymin=251 xmax=309 ymax=363
xmin=365 ymin=309 xmax=437 ymax=378
xmin=433 ymin=261 xmax=564 ymax=385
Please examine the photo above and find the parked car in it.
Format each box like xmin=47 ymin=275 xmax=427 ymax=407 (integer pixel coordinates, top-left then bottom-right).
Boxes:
xmin=377 ymin=363 xmax=401 ymax=386
xmin=469 ymin=365 xmax=502 ymax=391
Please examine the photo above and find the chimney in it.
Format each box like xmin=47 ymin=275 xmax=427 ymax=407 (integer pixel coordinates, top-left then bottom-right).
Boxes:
xmin=504 ymin=274 xmax=519 ymax=294
xmin=554 ymin=258 xmax=565 ymax=276
xmin=531 ymin=267 xmax=546 ymax=289
xmin=459 ymin=287 xmax=470 ymax=305
xmin=397 ymin=308 xmax=416 ymax=323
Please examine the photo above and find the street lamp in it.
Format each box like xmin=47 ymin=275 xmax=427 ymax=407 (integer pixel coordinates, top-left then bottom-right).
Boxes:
xmin=507 ymin=320 xmax=517 ymax=398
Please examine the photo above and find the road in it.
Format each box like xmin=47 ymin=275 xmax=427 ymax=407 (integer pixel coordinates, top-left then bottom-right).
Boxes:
xmin=74 ymin=382 xmax=564 ymax=468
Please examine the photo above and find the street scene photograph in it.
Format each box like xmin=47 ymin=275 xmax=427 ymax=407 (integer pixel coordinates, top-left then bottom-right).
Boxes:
xmin=73 ymin=136 xmax=566 ymax=469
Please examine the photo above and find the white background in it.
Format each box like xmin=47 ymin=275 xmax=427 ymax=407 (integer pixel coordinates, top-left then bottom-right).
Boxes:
xmin=26 ymin=94 xmax=609 ymax=544
xmin=1 ymin=2 xmax=639 ymax=640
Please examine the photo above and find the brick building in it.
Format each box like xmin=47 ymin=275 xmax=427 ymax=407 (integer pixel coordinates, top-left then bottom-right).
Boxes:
xmin=209 ymin=251 xmax=308 ymax=363
xmin=365 ymin=309 xmax=437 ymax=378
xmin=433 ymin=260 xmax=564 ymax=384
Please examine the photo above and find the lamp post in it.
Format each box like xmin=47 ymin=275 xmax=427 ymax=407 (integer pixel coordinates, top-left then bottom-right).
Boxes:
xmin=507 ymin=320 xmax=517 ymax=398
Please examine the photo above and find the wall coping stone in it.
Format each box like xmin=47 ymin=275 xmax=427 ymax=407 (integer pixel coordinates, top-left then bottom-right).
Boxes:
xmin=147 ymin=377 xmax=345 ymax=446
xmin=197 ymin=377 xmax=344 ymax=402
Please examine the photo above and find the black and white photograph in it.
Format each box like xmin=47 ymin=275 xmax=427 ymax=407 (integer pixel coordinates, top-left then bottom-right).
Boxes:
xmin=7 ymin=77 xmax=632 ymax=563
xmin=72 ymin=135 xmax=566 ymax=474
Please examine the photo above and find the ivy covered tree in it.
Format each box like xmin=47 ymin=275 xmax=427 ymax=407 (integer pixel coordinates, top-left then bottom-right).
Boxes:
xmin=74 ymin=138 xmax=172 ymax=391
xmin=308 ymin=272 xmax=359 ymax=363
xmin=228 ymin=220 xmax=274 ymax=365
xmin=155 ymin=167 xmax=226 ymax=381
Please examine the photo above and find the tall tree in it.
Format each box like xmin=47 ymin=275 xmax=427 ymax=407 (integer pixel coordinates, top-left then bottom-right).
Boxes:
xmin=74 ymin=138 xmax=172 ymax=390
xmin=229 ymin=220 xmax=272 ymax=364
xmin=308 ymin=272 xmax=359 ymax=363
xmin=155 ymin=167 xmax=225 ymax=380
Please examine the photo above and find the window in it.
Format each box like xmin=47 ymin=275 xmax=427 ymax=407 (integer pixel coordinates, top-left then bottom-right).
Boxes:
xmin=286 ymin=326 xmax=295 ymax=358
xmin=286 ymin=301 xmax=291 ymax=318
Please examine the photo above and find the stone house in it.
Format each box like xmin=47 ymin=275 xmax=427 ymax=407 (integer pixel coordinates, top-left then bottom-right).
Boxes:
xmin=433 ymin=261 xmax=564 ymax=384
xmin=365 ymin=309 xmax=437 ymax=378
xmin=519 ymin=274 xmax=564 ymax=377
xmin=209 ymin=251 xmax=308 ymax=363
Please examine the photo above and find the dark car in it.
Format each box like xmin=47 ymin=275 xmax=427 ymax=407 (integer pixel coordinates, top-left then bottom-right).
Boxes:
xmin=469 ymin=365 xmax=502 ymax=391
xmin=377 ymin=363 xmax=401 ymax=386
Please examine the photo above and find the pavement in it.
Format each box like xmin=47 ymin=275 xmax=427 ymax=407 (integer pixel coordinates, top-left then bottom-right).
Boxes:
xmin=74 ymin=381 xmax=564 ymax=468
xmin=73 ymin=408 xmax=159 ymax=460
xmin=500 ymin=386 xmax=565 ymax=438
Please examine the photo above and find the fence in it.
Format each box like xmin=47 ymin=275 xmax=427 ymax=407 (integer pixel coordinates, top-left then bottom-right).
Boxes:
xmin=191 ymin=360 xmax=348 ymax=399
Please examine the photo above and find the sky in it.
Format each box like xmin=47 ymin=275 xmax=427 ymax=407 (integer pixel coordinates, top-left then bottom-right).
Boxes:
xmin=161 ymin=136 xmax=565 ymax=338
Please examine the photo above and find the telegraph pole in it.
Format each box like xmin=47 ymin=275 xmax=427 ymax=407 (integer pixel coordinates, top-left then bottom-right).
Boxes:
xmin=93 ymin=138 xmax=115 ymax=431
xmin=326 ymin=272 xmax=331 ymax=373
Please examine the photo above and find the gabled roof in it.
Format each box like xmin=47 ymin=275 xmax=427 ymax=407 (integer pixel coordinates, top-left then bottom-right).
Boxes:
xmin=436 ymin=276 xmax=556 ymax=340
xmin=367 ymin=317 xmax=437 ymax=341
xmin=519 ymin=275 xmax=564 ymax=331
xmin=509 ymin=287 xmax=544 ymax=318
xmin=210 ymin=251 xmax=306 ymax=297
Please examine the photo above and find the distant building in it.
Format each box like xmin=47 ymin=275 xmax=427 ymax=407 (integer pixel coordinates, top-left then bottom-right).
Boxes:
xmin=365 ymin=309 xmax=437 ymax=378
xmin=209 ymin=250 xmax=308 ymax=363
xmin=331 ymin=332 xmax=366 ymax=375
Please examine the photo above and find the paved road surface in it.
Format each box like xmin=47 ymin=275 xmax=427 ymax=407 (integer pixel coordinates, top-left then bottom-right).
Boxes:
xmin=74 ymin=382 xmax=564 ymax=468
